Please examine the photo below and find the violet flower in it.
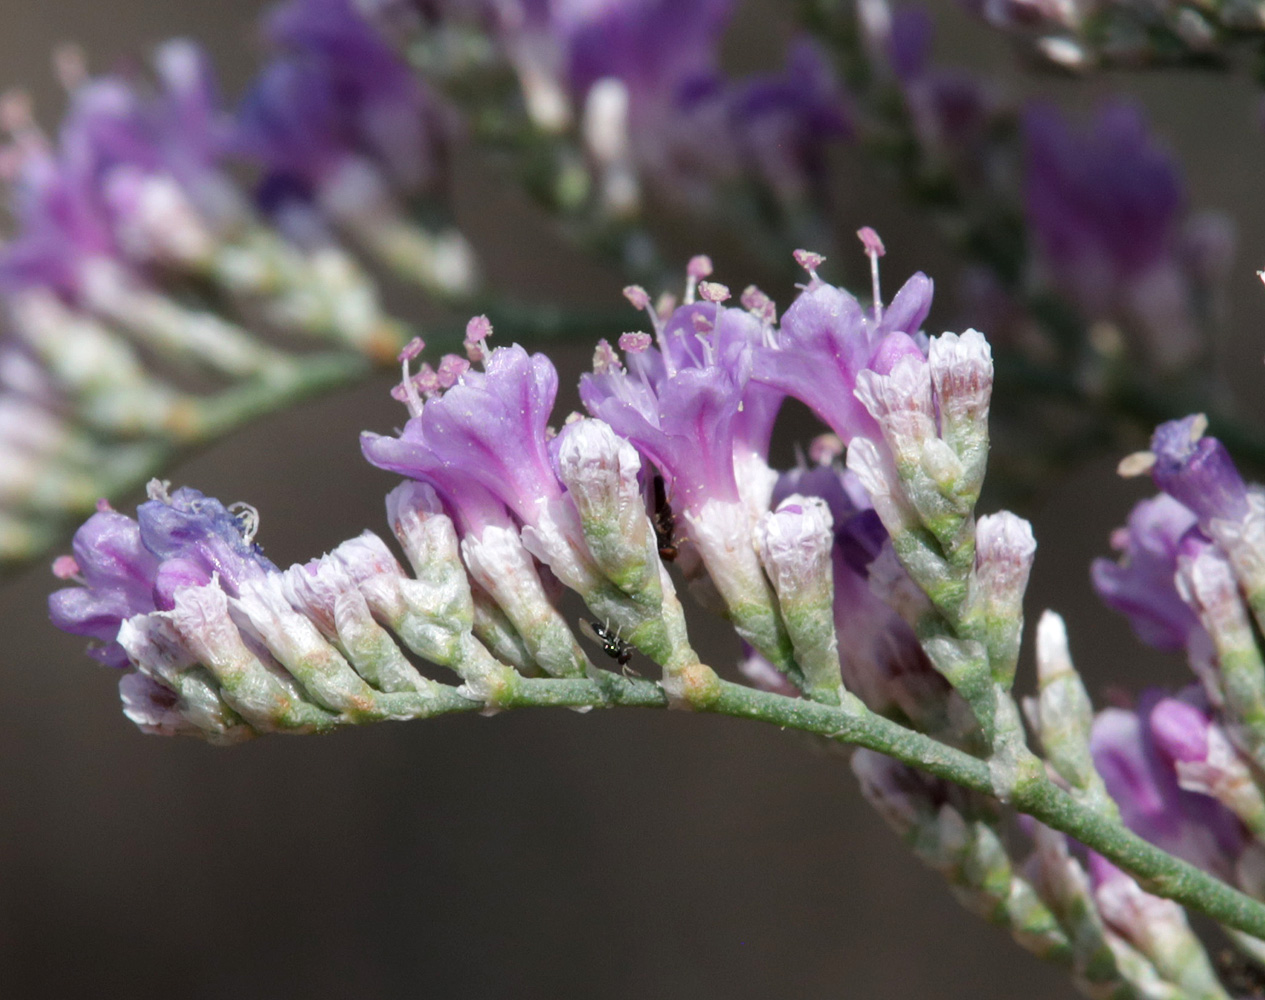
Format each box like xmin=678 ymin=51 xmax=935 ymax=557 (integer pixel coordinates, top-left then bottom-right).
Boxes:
xmin=362 ymin=344 xmax=560 ymax=530
xmin=1023 ymin=100 xmax=1228 ymax=368
xmin=48 ymin=505 xmax=160 ymax=668
xmin=48 ymin=480 xmax=275 ymax=667
xmin=750 ymin=265 xmax=933 ymax=449
xmin=1149 ymin=415 xmax=1249 ymax=528
xmin=237 ymin=0 xmax=445 ymax=198
xmin=1091 ymin=691 xmax=1247 ymax=882
xmin=1091 ymin=493 xmax=1201 ymax=653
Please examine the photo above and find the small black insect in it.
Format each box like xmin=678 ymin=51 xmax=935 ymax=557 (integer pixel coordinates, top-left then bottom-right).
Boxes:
xmin=579 ymin=618 xmax=636 ymax=671
xmin=652 ymin=474 xmax=677 ymax=562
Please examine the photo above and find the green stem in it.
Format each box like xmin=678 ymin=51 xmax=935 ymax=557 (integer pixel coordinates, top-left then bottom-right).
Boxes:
xmin=444 ymin=672 xmax=1265 ymax=940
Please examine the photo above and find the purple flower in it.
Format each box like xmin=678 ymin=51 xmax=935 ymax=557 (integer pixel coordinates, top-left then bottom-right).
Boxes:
xmin=1149 ymin=416 xmax=1249 ymax=527
xmin=725 ymin=39 xmax=851 ymax=203
xmin=750 ymin=272 xmax=933 ymax=447
xmin=557 ymin=0 xmax=731 ymax=109
xmin=136 ymin=485 xmax=276 ymax=604
xmin=362 ymin=344 xmax=560 ymax=531
xmin=235 ymin=0 xmax=445 ymax=197
xmin=1091 ymin=493 xmax=1201 ymax=652
xmin=1023 ymin=100 xmax=1215 ymax=366
xmin=1149 ymin=695 xmax=1213 ymax=769
xmin=1025 ymin=101 xmax=1181 ymax=286
xmin=580 ymin=302 xmax=772 ymax=514
xmin=49 ymin=482 xmax=275 ymax=665
xmin=0 ymin=42 xmax=231 ymax=295
xmin=48 ymin=508 xmax=160 ymax=667
xmin=1091 ymin=691 xmax=1246 ymax=881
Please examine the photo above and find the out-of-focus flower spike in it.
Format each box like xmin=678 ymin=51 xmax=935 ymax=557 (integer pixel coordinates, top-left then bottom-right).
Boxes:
xmin=1023 ymin=824 xmax=1179 ymax=998
xmin=9 ymin=292 xmax=191 ymax=437
xmin=79 ymin=261 xmax=295 ymax=379
xmin=1026 ymin=611 xmax=1116 ymax=817
xmin=754 ymin=495 xmax=846 ymax=704
xmin=1088 ymin=855 xmax=1231 ymax=999
xmin=853 ymin=750 xmax=1073 ymax=964
xmin=167 ymin=578 xmax=338 ymax=733
xmin=967 ymin=511 xmax=1035 ymax=688
xmin=1176 ymin=536 xmax=1265 ymax=768
xmin=1151 ymin=696 xmax=1265 ymax=840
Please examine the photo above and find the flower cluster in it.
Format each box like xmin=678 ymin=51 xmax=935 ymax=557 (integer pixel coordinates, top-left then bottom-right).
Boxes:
xmin=1090 ymin=417 xmax=1265 ymax=889
xmin=49 ymin=240 xmax=1265 ymax=993
xmin=49 ymin=241 xmax=991 ymax=734
xmin=0 ymin=0 xmax=481 ymax=564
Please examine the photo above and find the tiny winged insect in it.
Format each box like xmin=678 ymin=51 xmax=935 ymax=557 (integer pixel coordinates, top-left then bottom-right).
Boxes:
xmin=579 ymin=618 xmax=637 ymax=674
xmin=651 ymin=474 xmax=677 ymax=561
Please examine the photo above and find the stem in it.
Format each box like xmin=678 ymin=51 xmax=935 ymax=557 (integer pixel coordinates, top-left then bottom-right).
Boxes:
xmin=457 ymin=673 xmax=1265 ymax=940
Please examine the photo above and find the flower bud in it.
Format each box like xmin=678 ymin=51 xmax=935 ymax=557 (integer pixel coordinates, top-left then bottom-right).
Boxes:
xmin=117 ymin=611 xmax=251 ymax=743
xmin=283 ymin=554 xmax=431 ymax=695
xmin=1026 ymin=611 xmax=1113 ymax=814
xmin=168 ymin=579 xmax=336 ymax=732
xmin=1176 ymin=536 xmax=1265 ymax=765
xmin=553 ymin=418 xmax=654 ymax=594
xmin=683 ymin=496 xmax=795 ymax=676
xmin=928 ymin=329 xmax=992 ymax=497
xmin=969 ymin=511 xmax=1036 ymax=687
xmin=334 ymin=531 xmax=471 ymax=668
xmin=462 ymin=526 xmax=589 ymax=678
xmin=1089 ymin=855 xmax=1228 ymax=997
xmin=754 ymin=495 xmax=842 ymax=702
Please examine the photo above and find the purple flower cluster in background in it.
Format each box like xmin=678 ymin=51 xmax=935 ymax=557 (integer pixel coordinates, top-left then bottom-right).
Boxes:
xmin=1090 ymin=415 xmax=1265 ymax=891
xmin=1022 ymin=101 xmax=1232 ymax=368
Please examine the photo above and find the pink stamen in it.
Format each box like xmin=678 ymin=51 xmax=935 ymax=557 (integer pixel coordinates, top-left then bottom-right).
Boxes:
xmin=463 ymin=315 xmax=493 ymax=362
xmin=623 ymin=285 xmax=652 ymax=311
xmin=619 ymin=331 xmax=652 ymax=353
xmin=592 ymin=339 xmax=623 ymax=374
xmin=857 ymin=226 xmax=886 ymax=322
xmin=398 ymin=336 xmax=426 ymax=364
xmin=698 ymin=281 xmax=730 ymax=304
xmin=51 ymin=554 xmax=81 ymax=580
xmin=793 ymin=249 xmax=826 ymax=276
xmin=687 ymin=255 xmax=713 ymax=281
xmin=437 ymin=354 xmax=470 ymax=388
xmin=740 ymin=285 xmax=777 ymax=325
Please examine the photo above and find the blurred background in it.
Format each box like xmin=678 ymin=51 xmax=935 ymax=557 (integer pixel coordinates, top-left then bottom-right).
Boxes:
xmin=3 ymin=0 xmax=1265 ymax=996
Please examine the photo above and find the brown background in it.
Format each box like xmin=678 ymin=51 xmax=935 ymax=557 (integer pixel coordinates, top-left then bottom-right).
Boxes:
xmin=3 ymin=0 xmax=1265 ymax=996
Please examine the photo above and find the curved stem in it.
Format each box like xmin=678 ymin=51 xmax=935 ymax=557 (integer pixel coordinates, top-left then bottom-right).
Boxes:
xmin=472 ymin=673 xmax=1265 ymax=940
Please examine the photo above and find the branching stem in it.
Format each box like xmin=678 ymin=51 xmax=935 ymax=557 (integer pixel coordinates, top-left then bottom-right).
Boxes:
xmin=435 ymin=672 xmax=1265 ymax=940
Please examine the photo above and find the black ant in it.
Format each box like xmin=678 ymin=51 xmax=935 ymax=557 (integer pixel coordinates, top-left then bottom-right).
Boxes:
xmin=652 ymin=474 xmax=677 ymax=561
xmin=579 ymin=619 xmax=638 ymax=675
